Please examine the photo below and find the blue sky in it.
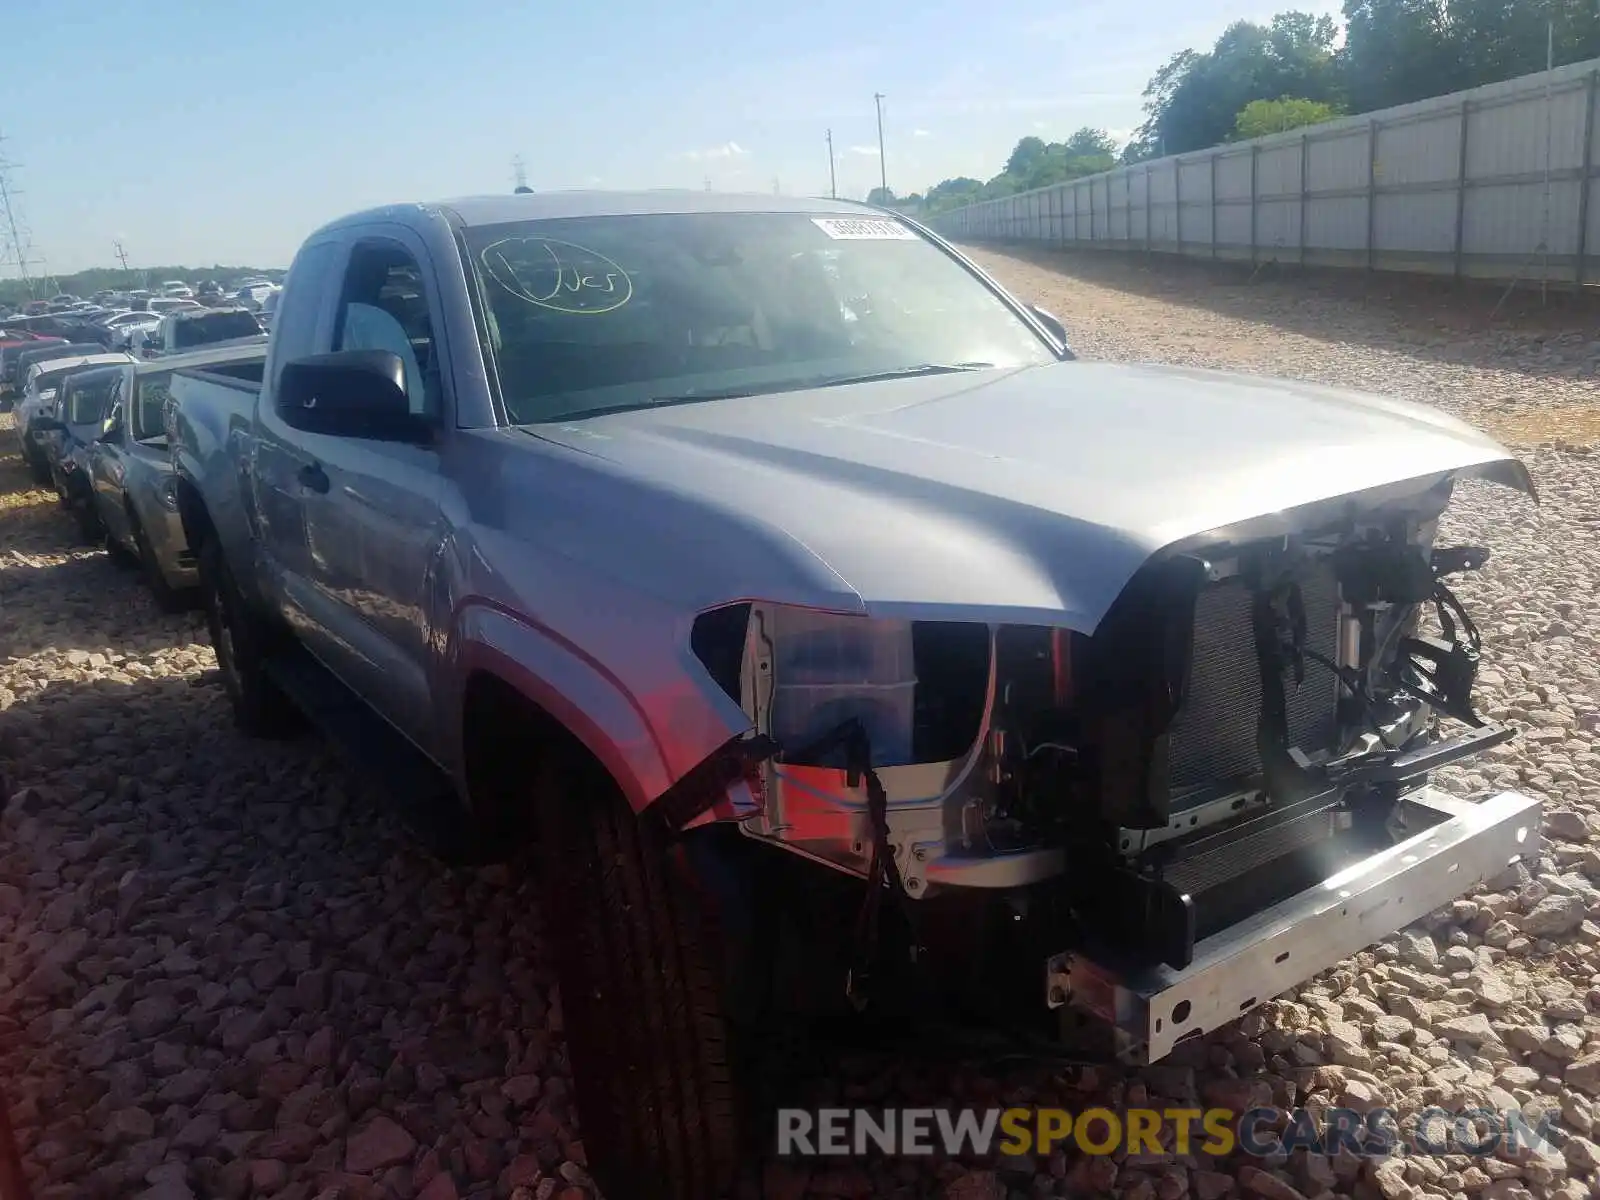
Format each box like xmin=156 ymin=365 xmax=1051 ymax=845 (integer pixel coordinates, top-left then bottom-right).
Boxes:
xmin=1 ymin=0 xmax=1341 ymax=275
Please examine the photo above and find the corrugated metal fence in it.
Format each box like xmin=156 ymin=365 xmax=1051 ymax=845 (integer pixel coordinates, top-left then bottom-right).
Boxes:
xmin=929 ymin=58 xmax=1600 ymax=285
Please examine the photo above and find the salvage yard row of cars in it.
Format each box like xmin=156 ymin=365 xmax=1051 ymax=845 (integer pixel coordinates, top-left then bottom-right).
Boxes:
xmin=7 ymin=325 xmax=269 ymax=610
xmin=0 ymin=276 xmax=279 ymax=378
xmin=2 ymin=192 xmax=1548 ymax=1200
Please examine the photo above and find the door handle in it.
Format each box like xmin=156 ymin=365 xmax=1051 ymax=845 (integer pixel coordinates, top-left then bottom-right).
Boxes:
xmin=298 ymin=462 xmax=330 ymax=494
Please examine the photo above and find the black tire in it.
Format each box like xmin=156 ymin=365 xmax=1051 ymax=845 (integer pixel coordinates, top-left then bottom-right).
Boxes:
xmin=534 ymin=752 xmax=742 ymax=1200
xmin=198 ymin=538 xmax=301 ymax=737
xmin=132 ymin=511 xmax=191 ymax=613
xmin=74 ymin=505 xmax=102 ymax=545
xmin=105 ymin=530 xmax=139 ymax=569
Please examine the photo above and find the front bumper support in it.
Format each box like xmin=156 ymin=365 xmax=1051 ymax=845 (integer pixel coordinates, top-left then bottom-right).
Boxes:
xmin=1052 ymin=786 xmax=1541 ymax=1064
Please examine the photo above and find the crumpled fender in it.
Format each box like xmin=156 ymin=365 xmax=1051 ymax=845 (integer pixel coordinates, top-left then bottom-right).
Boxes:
xmin=448 ymin=602 xmax=747 ymax=814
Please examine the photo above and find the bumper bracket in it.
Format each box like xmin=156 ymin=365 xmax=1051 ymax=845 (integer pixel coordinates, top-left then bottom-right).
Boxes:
xmin=1051 ymin=786 xmax=1541 ymax=1064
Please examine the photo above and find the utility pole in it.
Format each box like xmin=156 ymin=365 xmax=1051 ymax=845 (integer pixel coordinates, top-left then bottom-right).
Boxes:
xmin=512 ymin=155 xmax=532 ymax=194
xmin=873 ymin=92 xmax=888 ymax=197
xmin=826 ymin=128 xmax=838 ymax=199
xmin=0 ymin=137 xmax=40 ymax=298
xmin=114 ymin=241 xmax=130 ymax=272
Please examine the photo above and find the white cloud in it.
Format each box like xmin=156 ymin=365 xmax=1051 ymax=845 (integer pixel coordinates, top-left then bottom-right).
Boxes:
xmin=849 ymin=145 xmax=880 ymax=156
xmin=684 ymin=142 xmax=749 ymax=161
xmin=912 ymin=128 xmax=932 ymax=139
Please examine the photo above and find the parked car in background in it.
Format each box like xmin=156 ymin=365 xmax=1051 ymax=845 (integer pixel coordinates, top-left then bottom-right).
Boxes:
xmin=91 ymin=310 xmax=154 ymax=345
xmin=231 ymin=282 xmax=279 ymax=311
xmin=196 ymin=280 xmax=224 ymax=303
xmin=8 ymin=341 xmax=107 ymax=398
xmin=113 ymin=319 xmax=163 ymax=356
xmin=0 ymin=333 xmax=61 ymax=410
xmin=13 ymin=350 xmax=132 ymax=484
xmin=82 ymin=341 xmax=268 ymax=609
xmin=158 ymin=280 xmax=194 ymax=299
xmin=146 ymin=297 xmax=202 ymax=317
xmin=169 ymin=191 xmax=1541 ymax=1200
xmin=142 ymin=307 xmax=263 ymax=358
xmin=34 ymin=363 xmax=128 ymax=540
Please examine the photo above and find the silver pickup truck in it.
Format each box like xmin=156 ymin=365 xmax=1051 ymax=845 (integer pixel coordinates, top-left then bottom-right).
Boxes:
xmin=168 ymin=191 xmax=1541 ymax=1200
xmin=90 ymin=342 xmax=268 ymax=609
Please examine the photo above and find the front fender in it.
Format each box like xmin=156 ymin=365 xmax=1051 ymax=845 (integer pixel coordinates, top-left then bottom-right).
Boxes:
xmin=451 ymin=603 xmax=683 ymax=814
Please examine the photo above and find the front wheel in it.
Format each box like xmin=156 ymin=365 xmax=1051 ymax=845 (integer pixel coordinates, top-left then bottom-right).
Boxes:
xmin=198 ymin=538 xmax=301 ymax=737
xmin=533 ymin=752 xmax=743 ymax=1200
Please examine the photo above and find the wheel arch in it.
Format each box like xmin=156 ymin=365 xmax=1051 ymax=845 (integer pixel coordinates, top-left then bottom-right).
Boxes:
xmin=451 ymin=605 xmax=677 ymax=820
xmin=174 ymin=476 xmax=214 ymax=553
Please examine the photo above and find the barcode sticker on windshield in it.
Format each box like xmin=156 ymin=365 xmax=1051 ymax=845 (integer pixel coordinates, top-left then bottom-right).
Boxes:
xmin=810 ymin=217 xmax=919 ymax=241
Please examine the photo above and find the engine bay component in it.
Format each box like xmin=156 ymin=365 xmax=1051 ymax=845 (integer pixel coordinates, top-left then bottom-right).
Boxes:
xmin=685 ymin=477 xmax=1520 ymax=1026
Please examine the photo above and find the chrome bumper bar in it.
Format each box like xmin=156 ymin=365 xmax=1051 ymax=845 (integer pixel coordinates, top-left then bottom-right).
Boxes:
xmin=1054 ymin=786 xmax=1541 ymax=1064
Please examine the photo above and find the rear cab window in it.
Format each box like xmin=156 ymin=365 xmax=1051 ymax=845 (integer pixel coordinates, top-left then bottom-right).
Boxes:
xmin=172 ymin=311 xmax=261 ymax=349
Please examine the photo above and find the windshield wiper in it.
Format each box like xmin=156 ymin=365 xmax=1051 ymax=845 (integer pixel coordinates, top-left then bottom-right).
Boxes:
xmin=796 ymin=361 xmax=996 ymax=388
xmin=545 ymin=363 xmax=997 ymax=423
xmin=644 ymin=362 xmax=995 ymax=406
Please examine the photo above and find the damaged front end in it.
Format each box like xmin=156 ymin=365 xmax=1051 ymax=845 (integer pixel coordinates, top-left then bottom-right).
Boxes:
xmin=669 ymin=468 xmax=1541 ymax=1061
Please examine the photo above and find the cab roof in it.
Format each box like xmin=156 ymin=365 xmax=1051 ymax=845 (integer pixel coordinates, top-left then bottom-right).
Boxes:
xmin=311 ymin=190 xmax=906 ymax=237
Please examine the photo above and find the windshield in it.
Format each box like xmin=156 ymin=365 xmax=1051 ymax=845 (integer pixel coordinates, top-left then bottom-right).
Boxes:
xmin=133 ymin=370 xmax=174 ymax=441
xmin=172 ymin=311 xmax=260 ymax=348
xmin=463 ymin=212 xmax=1058 ymax=424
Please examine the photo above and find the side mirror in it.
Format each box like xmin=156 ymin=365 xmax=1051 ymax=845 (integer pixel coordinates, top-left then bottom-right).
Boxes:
xmin=1027 ymin=304 xmax=1069 ymax=347
xmin=277 ymin=349 xmax=426 ymax=442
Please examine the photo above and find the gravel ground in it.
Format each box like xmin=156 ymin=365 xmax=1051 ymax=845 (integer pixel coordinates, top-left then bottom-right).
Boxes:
xmin=2 ymin=248 xmax=1600 ymax=1200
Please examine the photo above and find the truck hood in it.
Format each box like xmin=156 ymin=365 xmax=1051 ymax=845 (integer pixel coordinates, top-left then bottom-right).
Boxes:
xmin=531 ymin=361 xmax=1533 ymax=631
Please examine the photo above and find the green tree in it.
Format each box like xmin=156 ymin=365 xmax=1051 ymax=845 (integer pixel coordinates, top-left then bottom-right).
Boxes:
xmin=1232 ymin=96 xmax=1344 ymax=138
xmin=866 ymin=187 xmax=896 ymax=206
xmin=921 ymin=176 xmax=986 ymax=214
xmin=1135 ymin=13 xmax=1341 ymax=154
xmin=1004 ymin=136 xmax=1049 ymax=177
xmin=1061 ymin=128 xmax=1119 ymax=158
xmin=917 ymin=128 xmax=1121 ymax=215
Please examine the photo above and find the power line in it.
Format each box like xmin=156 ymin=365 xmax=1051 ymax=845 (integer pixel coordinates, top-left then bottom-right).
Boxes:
xmin=826 ymin=129 xmax=838 ymax=199
xmin=512 ymin=155 xmax=533 ymax=194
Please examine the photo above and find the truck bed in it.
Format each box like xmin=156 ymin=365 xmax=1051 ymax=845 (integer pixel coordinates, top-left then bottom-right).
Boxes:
xmin=168 ymin=364 xmax=266 ymax=589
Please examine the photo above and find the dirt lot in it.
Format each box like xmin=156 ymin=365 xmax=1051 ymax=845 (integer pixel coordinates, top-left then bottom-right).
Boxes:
xmin=1 ymin=250 xmax=1600 ymax=1200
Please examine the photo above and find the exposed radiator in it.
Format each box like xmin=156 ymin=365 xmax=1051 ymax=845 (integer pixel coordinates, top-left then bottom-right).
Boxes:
xmin=1166 ymin=565 xmax=1342 ymax=796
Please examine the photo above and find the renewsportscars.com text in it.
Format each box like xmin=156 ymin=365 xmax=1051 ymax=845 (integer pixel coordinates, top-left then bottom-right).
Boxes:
xmin=775 ymin=1106 xmax=1558 ymax=1160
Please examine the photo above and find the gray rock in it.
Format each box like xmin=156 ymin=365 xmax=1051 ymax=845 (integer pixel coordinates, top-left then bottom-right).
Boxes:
xmin=1522 ymin=894 xmax=1586 ymax=937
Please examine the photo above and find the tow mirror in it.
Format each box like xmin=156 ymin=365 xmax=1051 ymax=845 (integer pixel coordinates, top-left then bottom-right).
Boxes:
xmin=277 ymin=349 xmax=428 ymax=442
